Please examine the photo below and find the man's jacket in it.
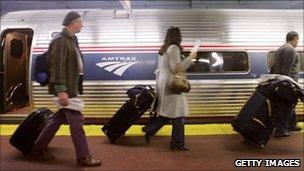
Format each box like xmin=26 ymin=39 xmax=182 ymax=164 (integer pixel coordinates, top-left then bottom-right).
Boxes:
xmin=48 ymin=28 xmax=84 ymax=98
xmin=272 ymin=43 xmax=300 ymax=81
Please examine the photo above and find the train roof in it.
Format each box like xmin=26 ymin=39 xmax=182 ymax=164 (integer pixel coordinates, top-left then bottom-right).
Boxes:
xmin=1 ymin=9 xmax=303 ymax=47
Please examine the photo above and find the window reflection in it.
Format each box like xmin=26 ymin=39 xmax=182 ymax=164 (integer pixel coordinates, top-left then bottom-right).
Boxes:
xmin=185 ymin=51 xmax=249 ymax=73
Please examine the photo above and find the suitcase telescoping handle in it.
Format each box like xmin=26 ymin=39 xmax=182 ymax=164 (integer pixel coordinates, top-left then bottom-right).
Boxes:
xmin=133 ymin=85 xmax=156 ymax=108
xmin=148 ymin=93 xmax=157 ymax=112
xmin=134 ymin=94 xmax=140 ymax=107
xmin=147 ymin=84 xmax=158 ymax=117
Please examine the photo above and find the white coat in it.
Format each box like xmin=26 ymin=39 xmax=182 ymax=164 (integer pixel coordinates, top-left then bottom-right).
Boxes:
xmin=156 ymin=45 xmax=193 ymax=118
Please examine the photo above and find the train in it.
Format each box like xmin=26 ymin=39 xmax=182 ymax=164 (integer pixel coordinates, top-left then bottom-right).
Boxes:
xmin=1 ymin=9 xmax=303 ymax=122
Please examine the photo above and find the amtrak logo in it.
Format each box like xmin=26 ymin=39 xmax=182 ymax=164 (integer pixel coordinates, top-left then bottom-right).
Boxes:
xmin=96 ymin=56 xmax=138 ymax=76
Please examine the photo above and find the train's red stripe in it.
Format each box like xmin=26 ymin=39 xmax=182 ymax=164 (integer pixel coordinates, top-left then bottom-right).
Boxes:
xmin=32 ymin=45 xmax=304 ymax=49
xmin=31 ymin=45 xmax=303 ymax=53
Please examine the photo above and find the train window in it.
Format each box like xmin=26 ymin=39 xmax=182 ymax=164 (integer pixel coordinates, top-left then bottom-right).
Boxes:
xmin=267 ymin=51 xmax=276 ymax=71
xmin=10 ymin=39 xmax=23 ymax=59
xmin=267 ymin=51 xmax=304 ymax=72
xmin=185 ymin=51 xmax=249 ymax=73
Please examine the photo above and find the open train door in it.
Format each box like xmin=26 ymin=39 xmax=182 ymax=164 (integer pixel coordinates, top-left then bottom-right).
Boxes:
xmin=0 ymin=29 xmax=33 ymax=113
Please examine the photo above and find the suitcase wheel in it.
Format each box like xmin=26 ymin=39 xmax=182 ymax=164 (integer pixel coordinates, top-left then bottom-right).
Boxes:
xmin=110 ymin=139 xmax=116 ymax=144
xmin=244 ymin=137 xmax=265 ymax=149
xmin=258 ymin=140 xmax=266 ymax=149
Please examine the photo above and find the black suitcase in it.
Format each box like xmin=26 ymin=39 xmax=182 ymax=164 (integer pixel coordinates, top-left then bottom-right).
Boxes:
xmin=102 ymin=85 xmax=155 ymax=143
xmin=231 ymin=91 xmax=275 ymax=148
xmin=10 ymin=107 xmax=53 ymax=155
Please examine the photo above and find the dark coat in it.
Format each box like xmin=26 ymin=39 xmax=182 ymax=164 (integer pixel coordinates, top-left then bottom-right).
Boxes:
xmin=48 ymin=28 xmax=84 ymax=97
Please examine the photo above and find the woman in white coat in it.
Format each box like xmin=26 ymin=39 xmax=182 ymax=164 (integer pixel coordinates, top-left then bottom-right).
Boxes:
xmin=143 ymin=26 xmax=197 ymax=150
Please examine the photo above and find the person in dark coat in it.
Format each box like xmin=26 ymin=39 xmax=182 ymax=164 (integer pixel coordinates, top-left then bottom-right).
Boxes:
xmin=30 ymin=11 xmax=101 ymax=167
xmin=271 ymin=31 xmax=302 ymax=137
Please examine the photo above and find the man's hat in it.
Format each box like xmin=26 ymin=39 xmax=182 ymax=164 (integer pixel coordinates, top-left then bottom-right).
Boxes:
xmin=62 ymin=11 xmax=81 ymax=26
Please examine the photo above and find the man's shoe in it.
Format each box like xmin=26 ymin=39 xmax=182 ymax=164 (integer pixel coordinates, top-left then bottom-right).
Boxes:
xmin=77 ymin=155 xmax=101 ymax=167
xmin=274 ymin=129 xmax=291 ymax=138
xmin=29 ymin=150 xmax=55 ymax=160
xmin=288 ymin=126 xmax=302 ymax=132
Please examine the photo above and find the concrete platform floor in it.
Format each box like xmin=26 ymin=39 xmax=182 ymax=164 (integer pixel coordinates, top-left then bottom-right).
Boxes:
xmin=0 ymin=133 xmax=303 ymax=171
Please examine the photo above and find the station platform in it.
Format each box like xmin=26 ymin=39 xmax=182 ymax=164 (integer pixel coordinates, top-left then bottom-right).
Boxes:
xmin=0 ymin=123 xmax=303 ymax=171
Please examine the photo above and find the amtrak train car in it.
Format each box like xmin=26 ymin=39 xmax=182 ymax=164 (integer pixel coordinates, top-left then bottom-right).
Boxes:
xmin=1 ymin=9 xmax=303 ymax=122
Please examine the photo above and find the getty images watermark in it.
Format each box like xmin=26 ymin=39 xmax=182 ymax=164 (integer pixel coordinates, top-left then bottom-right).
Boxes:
xmin=234 ymin=159 xmax=301 ymax=167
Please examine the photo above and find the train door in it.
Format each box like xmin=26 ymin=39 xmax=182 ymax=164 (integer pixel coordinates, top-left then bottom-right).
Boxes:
xmin=0 ymin=29 xmax=33 ymax=113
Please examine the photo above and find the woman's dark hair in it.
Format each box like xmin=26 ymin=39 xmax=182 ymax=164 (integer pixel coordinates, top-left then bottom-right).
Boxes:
xmin=286 ymin=31 xmax=298 ymax=42
xmin=159 ymin=26 xmax=183 ymax=55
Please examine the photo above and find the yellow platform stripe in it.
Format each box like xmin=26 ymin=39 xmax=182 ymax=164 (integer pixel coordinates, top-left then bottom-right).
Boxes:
xmin=0 ymin=122 xmax=303 ymax=136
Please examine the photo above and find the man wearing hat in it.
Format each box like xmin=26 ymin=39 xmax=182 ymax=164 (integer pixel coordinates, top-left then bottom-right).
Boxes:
xmin=30 ymin=11 xmax=101 ymax=167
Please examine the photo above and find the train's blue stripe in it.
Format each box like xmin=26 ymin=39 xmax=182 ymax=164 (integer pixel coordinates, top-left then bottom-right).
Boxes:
xmin=31 ymin=52 xmax=302 ymax=81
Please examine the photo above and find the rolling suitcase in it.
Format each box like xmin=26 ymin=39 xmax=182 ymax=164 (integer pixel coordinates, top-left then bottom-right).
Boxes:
xmin=102 ymin=85 xmax=155 ymax=143
xmin=231 ymin=91 xmax=275 ymax=148
xmin=10 ymin=107 xmax=53 ymax=155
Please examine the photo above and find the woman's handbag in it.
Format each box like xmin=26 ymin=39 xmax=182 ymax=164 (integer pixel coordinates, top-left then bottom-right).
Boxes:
xmin=165 ymin=46 xmax=191 ymax=94
xmin=169 ymin=72 xmax=191 ymax=94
